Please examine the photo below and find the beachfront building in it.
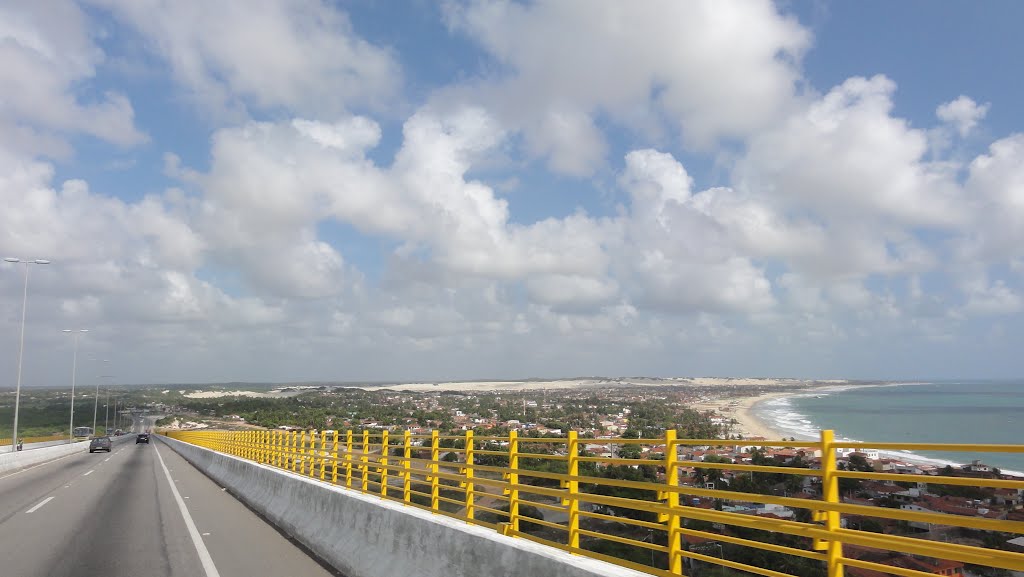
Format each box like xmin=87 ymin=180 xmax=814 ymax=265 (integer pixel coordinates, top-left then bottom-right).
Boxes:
xmin=837 ymin=447 xmax=880 ymax=461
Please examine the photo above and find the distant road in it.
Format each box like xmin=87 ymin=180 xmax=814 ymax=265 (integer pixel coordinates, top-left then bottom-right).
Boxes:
xmin=0 ymin=434 xmax=337 ymax=577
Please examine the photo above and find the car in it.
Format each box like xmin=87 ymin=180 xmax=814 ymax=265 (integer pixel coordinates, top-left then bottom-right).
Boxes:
xmin=89 ymin=436 xmax=112 ymax=453
xmin=136 ymin=433 xmax=150 ymax=444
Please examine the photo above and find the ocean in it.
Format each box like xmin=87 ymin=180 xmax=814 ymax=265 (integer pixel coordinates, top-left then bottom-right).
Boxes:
xmin=754 ymin=380 xmax=1024 ymax=476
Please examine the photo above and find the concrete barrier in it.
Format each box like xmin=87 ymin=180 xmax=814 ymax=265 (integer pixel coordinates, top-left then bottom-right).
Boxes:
xmin=160 ymin=436 xmax=649 ymax=577
xmin=0 ymin=440 xmax=89 ymax=474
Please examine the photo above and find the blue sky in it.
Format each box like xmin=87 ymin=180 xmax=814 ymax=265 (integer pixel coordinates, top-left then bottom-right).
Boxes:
xmin=1 ymin=1 xmax=1023 ymax=385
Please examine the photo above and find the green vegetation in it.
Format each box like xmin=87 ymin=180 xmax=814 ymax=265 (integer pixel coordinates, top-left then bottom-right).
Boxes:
xmin=0 ymin=396 xmax=73 ymax=437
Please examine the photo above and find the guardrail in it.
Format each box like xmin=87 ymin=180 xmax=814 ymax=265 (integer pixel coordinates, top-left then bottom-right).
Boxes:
xmin=0 ymin=433 xmax=68 ymax=446
xmin=163 ymin=429 xmax=1024 ymax=577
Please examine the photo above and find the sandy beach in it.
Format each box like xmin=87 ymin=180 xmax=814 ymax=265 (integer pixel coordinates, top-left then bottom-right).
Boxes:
xmin=689 ymin=391 xmax=795 ymax=441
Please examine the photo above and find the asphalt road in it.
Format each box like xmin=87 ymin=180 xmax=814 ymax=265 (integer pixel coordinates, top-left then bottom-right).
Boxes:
xmin=0 ymin=434 xmax=337 ymax=577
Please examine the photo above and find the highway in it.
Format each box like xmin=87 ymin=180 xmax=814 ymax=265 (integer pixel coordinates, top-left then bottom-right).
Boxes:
xmin=0 ymin=432 xmax=338 ymax=577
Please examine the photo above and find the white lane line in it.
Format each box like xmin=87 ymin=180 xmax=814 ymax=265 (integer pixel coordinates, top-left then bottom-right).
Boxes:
xmin=83 ymin=470 xmax=95 ymax=476
xmin=154 ymin=445 xmax=221 ymax=577
xmin=26 ymin=497 xmax=54 ymax=513
xmin=104 ymin=458 xmax=111 ymax=462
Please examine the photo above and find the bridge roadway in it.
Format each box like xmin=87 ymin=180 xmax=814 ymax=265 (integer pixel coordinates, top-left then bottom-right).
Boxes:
xmin=0 ymin=433 xmax=337 ymax=577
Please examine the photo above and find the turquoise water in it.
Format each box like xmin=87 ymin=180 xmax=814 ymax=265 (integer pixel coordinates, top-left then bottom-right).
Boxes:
xmin=754 ymin=381 xmax=1024 ymax=475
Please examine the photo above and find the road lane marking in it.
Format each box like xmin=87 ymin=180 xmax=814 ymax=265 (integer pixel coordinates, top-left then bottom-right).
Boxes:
xmin=154 ymin=445 xmax=221 ymax=577
xmin=83 ymin=470 xmax=95 ymax=476
xmin=104 ymin=458 xmax=111 ymax=462
xmin=26 ymin=497 xmax=54 ymax=513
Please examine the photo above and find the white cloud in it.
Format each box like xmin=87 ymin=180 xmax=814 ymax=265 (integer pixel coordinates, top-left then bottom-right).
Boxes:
xmin=936 ymin=95 xmax=989 ymax=137
xmin=0 ymin=0 xmax=145 ymax=157
xmin=4 ymin=3 xmax=1024 ymax=384
xmin=524 ymin=275 xmax=619 ymax=310
xmin=442 ymin=0 xmax=809 ymax=174
xmin=957 ymin=134 xmax=1024 ymax=262
xmin=738 ymin=75 xmax=964 ymax=229
xmin=89 ymin=0 xmax=402 ymax=118
xmin=616 ymin=149 xmax=777 ymax=313
xmin=962 ymin=279 xmax=1023 ymax=316
xmin=188 ymin=108 xmax=615 ymax=299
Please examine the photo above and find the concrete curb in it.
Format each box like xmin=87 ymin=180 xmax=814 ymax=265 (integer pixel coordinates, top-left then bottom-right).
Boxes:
xmin=160 ymin=436 xmax=649 ymax=577
xmin=0 ymin=441 xmax=89 ymax=475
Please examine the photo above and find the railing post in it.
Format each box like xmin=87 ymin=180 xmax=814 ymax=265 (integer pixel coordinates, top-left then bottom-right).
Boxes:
xmin=331 ymin=430 xmax=340 ymax=485
xmin=345 ymin=430 xmax=353 ymax=488
xmin=465 ymin=430 xmax=475 ymax=522
xmin=270 ymin=431 xmax=276 ymax=466
xmin=664 ymin=429 xmax=681 ymax=574
xmin=291 ymin=431 xmax=299 ymax=472
xmin=567 ymin=430 xmax=580 ymax=551
xmin=820 ymin=429 xmax=843 ymax=577
xmin=507 ymin=430 xmax=520 ymax=535
xmin=361 ymin=430 xmax=370 ymax=493
xmin=301 ymin=430 xmax=309 ymax=475
xmin=380 ymin=430 xmax=390 ymax=498
xmin=308 ymin=430 xmax=316 ymax=477
xmin=430 ymin=429 xmax=440 ymax=513
xmin=403 ymin=430 xmax=412 ymax=505
xmin=276 ymin=430 xmax=283 ymax=468
xmin=320 ymin=430 xmax=328 ymax=480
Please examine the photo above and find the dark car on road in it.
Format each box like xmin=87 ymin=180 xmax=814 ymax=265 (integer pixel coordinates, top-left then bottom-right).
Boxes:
xmin=136 ymin=433 xmax=150 ymax=444
xmin=89 ymin=436 xmax=112 ymax=453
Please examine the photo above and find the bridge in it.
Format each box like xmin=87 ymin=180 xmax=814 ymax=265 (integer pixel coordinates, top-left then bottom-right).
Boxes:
xmin=1 ymin=426 xmax=1022 ymax=577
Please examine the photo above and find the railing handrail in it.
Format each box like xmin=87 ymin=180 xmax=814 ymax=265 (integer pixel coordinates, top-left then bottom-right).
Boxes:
xmin=163 ymin=428 xmax=1024 ymax=577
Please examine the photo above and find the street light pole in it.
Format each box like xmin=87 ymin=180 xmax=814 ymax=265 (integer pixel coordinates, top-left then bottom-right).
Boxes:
xmin=91 ymin=359 xmax=110 ymax=435
xmin=94 ymin=374 xmax=113 ymax=435
xmin=63 ymin=329 xmax=88 ymax=442
xmin=93 ymin=376 xmax=100 ymax=435
xmin=5 ymin=257 xmax=50 ymax=452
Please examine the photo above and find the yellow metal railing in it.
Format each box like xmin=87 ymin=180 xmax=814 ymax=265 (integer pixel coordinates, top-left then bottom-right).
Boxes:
xmin=0 ymin=433 xmax=69 ymax=446
xmin=163 ymin=428 xmax=1024 ymax=577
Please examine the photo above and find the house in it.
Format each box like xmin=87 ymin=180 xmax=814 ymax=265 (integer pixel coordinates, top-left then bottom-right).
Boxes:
xmin=993 ymin=488 xmax=1023 ymax=507
xmin=963 ymin=460 xmax=992 ymax=473
xmin=844 ymin=546 xmax=964 ymax=577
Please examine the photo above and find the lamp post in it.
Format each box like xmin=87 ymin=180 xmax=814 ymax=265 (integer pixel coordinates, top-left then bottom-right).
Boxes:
xmin=94 ymin=374 xmax=113 ymax=435
xmin=91 ymin=359 xmax=110 ymax=435
xmin=4 ymin=257 xmax=50 ymax=452
xmin=63 ymin=329 xmax=88 ymax=442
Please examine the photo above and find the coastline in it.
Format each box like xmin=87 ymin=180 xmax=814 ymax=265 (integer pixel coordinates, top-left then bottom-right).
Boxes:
xmin=730 ymin=392 xmax=795 ymax=440
xmin=689 ymin=391 xmax=797 ymax=441
xmin=719 ymin=385 xmax=1024 ymax=478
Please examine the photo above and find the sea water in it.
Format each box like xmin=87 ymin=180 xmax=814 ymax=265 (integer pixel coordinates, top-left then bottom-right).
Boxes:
xmin=754 ymin=381 xmax=1024 ymax=475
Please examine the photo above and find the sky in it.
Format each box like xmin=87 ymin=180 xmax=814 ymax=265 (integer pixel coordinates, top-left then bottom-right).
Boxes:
xmin=2 ymin=0 xmax=1024 ymax=386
